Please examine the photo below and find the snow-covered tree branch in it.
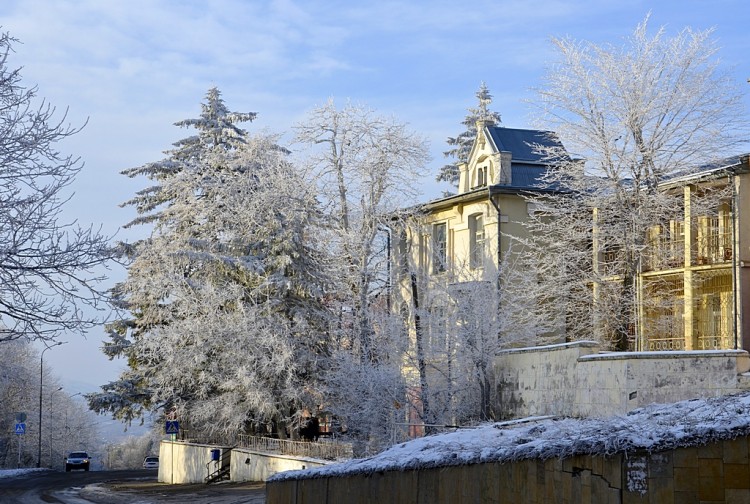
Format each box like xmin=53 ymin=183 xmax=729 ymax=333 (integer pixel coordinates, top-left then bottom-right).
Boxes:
xmin=524 ymin=16 xmax=748 ymax=349
xmin=0 ymin=31 xmax=114 ymax=343
xmin=295 ymin=100 xmax=429 ymax=453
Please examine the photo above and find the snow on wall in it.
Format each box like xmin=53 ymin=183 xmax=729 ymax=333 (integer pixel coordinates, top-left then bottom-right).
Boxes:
xmin=494 ymin=341 xmax=750 ymax=418
xmin=268 ymin=392 xmax=750 ymax=482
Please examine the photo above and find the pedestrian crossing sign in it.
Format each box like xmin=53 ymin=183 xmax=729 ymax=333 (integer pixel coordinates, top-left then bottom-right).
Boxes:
xmin=165 ymin=420 xmax=179 ymax=435
xmin=14 ymin=423 xmax=25 ymax=435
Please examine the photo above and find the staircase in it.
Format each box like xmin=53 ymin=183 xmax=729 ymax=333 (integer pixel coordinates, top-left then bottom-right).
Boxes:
xmin=205 ymin=448 xmax=232 ymax=484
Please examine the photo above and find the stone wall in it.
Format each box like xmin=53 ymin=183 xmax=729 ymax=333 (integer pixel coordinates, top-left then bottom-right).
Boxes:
xmin=494 ymin=341 xmax=750 ymax=419
xmin=266 ymin=435 xmax=750 ymax=503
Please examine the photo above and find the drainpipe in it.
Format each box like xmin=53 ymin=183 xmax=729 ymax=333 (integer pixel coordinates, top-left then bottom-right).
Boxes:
xmin=489 ymin=191 xmax=503 ymax=303
xmin=731 ymin=172 xmax=739 ymax=349
xmin=384 ymin=225 xmax=392 ymax=314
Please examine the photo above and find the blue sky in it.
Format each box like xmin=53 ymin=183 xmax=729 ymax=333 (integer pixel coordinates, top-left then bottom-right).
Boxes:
xmin=1 ymin=1 xmax=748 ymax=396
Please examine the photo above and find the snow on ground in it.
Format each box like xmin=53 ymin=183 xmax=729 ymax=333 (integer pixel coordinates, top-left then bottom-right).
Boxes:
xmin=270 ymin=392 xmax=750 ymax=482
xmin=0 ymin=468 xmax=50 ymax=479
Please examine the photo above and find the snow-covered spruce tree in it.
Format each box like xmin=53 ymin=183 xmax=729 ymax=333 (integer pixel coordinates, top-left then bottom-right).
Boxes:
xmin=524 ymin=16 xmax=747 ymax=350
xmin=435 ymin=82 xmax=502 ymax=191
xmin=294 ymin=100 xmax=429 ymax=454
xmin=0 ymin=31 xmax=113 ymax=343
xmin=89 ymin=89 xmax=332 ymax=438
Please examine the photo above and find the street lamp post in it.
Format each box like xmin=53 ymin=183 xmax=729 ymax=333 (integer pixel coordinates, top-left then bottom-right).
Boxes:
xmin=47 ymin=387 xmax=63 ymax=466
xmin=37 ymin=342 xmax=64 ymax=468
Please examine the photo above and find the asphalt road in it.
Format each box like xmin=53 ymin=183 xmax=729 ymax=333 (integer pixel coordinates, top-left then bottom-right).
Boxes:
xmin=0 ymin=469 xmax=266 ymax=503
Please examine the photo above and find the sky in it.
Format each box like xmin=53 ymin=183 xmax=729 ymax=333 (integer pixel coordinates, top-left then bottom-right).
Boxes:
xmin=0 ymin=1 xmax=748 ymax=402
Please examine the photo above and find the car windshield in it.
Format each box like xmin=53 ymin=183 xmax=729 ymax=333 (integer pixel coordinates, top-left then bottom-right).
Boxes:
xmin=69 ymin=452 xmax=88 ymax=458
xmin=145 ymin=457 xmax=158 ymax=462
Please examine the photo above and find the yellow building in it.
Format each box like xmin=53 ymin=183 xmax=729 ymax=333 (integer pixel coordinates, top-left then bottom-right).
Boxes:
xmin=396 ymin=122 xmax=750 ymax=354
xmin=390 ymin=120 xmax=569 ymax=426
xmin=632 ymin=155 xmax=750 ymax=351
xmin=394 ymin=121 xmax=565 ymax=284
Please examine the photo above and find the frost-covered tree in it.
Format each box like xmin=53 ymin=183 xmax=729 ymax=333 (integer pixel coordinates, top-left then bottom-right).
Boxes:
xmin=0 ymin=31 xmax=113 ymax=343
xmin=295 ymin=100 xmax=429 ymax=453
xmin=400 ymin=232 xmax=559 ymax=430
xmin=0 ymin=340 xmax=99 ymax=468
xmin=89 ymin=89 xmax=331 ymax=438
xmin=295 ymin=100 xmax=429 ymax=363
xmin=104 ymin=430 xmax=161 ymax=470
xmin=524 ymin=16 xmax=747 ymax=350
xmin=436 ymin=82 xmax=502 ymax=191
xmin=0 ymin=340 xmax=36 ymax=467
xmin=324 ymin=314 xmax=408 ymax=456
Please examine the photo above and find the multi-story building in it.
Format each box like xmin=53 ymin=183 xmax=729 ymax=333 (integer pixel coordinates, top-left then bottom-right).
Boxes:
xmin=390 ymin=120 xmax=568 ymax=426
xmin=394 ymin=119 xmax=566 ymax=279
xmin=395 ymin=122 xmax=750 ymax=353
xmin=392 ymin=117 xmax=750 ymax=432
xmin=631 ymin=155 xmax=750 ymax=351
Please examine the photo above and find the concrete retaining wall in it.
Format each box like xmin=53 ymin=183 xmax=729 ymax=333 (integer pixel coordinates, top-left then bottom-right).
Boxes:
xmin=230 ymin=447 xmax=328 ymax=482
xmin=266 ymin=435 xmax=750 ymax=503
xmin=494 ymin=341 xmax=750 ymax=419
xmin=158 ymin=441 xmax=229 ymax=484
xmin=158 ymin=441 xmax=331 ymax=484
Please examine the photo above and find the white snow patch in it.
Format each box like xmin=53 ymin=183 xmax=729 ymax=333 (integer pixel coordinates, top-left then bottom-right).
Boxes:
xmin=0 ymin=468 xmax=50 ymax=479
xmin=270 ymin=392 xmax=750 ymax=482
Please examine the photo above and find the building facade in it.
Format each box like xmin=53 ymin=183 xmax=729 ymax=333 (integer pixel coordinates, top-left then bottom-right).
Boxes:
xmin=628 ymin=155 xmax=750 ymax=351
xmin=396 ymin=124 xmax=750 ymax=354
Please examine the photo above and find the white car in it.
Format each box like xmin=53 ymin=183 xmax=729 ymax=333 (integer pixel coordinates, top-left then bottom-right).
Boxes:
xmin=65 ymin=451 xmax=91 ymax=472
xmin=143 ymin=456 xmax=159 ymax=469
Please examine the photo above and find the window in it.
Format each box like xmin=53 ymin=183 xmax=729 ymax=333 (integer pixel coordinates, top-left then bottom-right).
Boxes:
xmin=469 ymin=214 xmax=485 ymax=269
xmin=476 ymin=166 xmax=487 ymax=188
xmin=432 ymin=223 xmax=447 ymax=274
xmin=428 ymin=306 xmax=447 ymax=351
xmin=694 ymin=201 xmax=732 ymax=265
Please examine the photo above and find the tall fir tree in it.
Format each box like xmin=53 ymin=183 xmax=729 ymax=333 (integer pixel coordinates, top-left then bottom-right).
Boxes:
xmin=89 ymin=89 xmax=332 ymax=437
xmin=436 ymin=82 xmax=502 ymax=191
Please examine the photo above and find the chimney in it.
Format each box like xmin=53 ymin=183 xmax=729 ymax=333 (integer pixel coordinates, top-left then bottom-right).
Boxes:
xmin=498 ymin=151 xmax=512 ymax=185
xmin=458 ymin=162 xmax=469 ymax=193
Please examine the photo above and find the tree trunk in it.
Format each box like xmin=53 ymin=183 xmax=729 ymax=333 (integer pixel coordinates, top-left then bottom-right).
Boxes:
xmin=410 ymin=272 xmax=432 ymax=434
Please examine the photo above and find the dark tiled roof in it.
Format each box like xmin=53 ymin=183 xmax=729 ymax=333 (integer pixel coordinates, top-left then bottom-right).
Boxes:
xmin=506 ymin=164 xmax=548 ymax=190
xmin=487 ymin=164 xmax=567 ymax=194
xmin=486 ymin=127 xmax=563 ymax=163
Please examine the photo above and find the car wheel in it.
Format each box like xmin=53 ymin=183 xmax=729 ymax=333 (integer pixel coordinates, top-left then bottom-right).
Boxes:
xmin=65 ymin=465 xmax=70 ymax=472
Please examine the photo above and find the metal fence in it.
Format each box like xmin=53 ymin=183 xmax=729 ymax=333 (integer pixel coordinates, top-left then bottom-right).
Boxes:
xmin=236 ymin=435 xmax=353 ymax=461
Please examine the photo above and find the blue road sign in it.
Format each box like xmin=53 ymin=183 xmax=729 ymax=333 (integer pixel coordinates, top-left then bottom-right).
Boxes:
xmin=165 ymin=420 xmax=179 ymax=435
xmin=14 ymin=423 xmax=25 ymax=435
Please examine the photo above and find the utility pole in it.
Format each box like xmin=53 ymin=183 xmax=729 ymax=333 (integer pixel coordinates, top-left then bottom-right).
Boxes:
xmin=37 ymin=342 xmax=64 ymax=468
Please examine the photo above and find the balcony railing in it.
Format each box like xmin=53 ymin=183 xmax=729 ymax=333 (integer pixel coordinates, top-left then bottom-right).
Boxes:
xmin=646 ymin=337 xmax=686 ymax=351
